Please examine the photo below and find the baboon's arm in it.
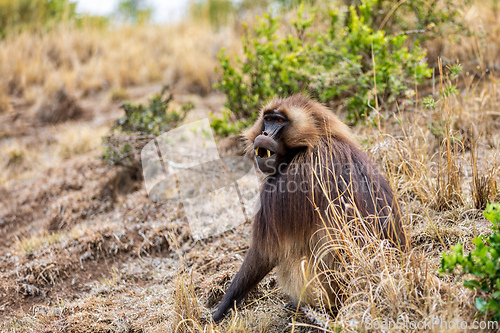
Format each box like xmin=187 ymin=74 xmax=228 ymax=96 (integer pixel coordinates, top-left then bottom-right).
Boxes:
xmin=212 ymin=245 xmax=275 ymax=322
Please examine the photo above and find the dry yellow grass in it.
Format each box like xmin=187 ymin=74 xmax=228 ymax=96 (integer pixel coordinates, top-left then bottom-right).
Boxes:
xmin=16 ymin=232 xmax=67 ymax=257
xmin=454 ymin=3 xmax=499 ymax=71
xmin=0 ymin=20 xmax=239 ymax=106
xmin=0 ymin=140 xmax=40 ymax=184
xmin=0 ymin=87 xmax=11 ymax=114
xmin=0 ymin=123 xmax=109 ymax=186
xmin=55 ymin=123 xmax=108 ymax=160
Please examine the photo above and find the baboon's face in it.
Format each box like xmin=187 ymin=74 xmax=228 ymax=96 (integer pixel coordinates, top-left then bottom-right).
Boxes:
xmin=253 ymin=110 xmax=289 ymax=174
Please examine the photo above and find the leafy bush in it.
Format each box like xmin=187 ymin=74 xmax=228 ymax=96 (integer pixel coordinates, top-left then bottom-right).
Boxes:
xmin=102 ymin=86 xmax=193 ymax=173
xmin=212 ymin=1 xmax=431 ymax=135
xmin=441 ymin=203 xmax=500 ymax=320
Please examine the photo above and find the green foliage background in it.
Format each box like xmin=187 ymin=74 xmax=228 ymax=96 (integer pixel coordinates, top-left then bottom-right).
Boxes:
xmin=212 ymin=1 xmax=433 ymax=135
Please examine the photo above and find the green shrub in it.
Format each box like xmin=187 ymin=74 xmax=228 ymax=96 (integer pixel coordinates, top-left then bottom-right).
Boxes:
xmin=441 ymin=203 xmax=500 ymax=320
xmin=212 ymin=1 xmax=431 ymax=135
xmin=102 ymin=86 xmax=193 ymax=173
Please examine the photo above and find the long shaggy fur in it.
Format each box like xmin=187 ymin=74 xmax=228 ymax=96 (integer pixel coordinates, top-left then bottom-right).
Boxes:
xmin=213 ymin=95 xmax=407 ymax=320
xmin=247 ymin=95 xmax=406 ymax=306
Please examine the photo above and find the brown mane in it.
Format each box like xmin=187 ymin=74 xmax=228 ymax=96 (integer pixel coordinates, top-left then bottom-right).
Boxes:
xmin=212 ymin=94 xmax=407 ymax=322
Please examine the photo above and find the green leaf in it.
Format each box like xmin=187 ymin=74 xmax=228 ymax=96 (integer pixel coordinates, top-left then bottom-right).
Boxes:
xmin=464 ymin=280 xmax=482 ymax=289
xmin=476 ymin=298 xmax=488 ymax=312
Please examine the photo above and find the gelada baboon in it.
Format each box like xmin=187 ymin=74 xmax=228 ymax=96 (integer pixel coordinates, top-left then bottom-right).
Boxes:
xmin=212 ymin=95 xmax=407 ymax=322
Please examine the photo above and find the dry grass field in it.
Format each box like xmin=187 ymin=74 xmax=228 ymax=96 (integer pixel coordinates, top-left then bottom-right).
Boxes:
xmin=0 ymin=1 xmax=499 ymax=332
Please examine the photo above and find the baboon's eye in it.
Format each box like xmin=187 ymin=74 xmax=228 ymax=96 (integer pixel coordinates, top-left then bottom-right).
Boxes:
xmin=277 ymin=118 xmax=283 ymax=123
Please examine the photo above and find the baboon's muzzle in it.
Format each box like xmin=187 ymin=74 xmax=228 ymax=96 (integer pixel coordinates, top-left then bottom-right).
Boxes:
xmin=253 ymin=135 xmax=279 ymax=174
